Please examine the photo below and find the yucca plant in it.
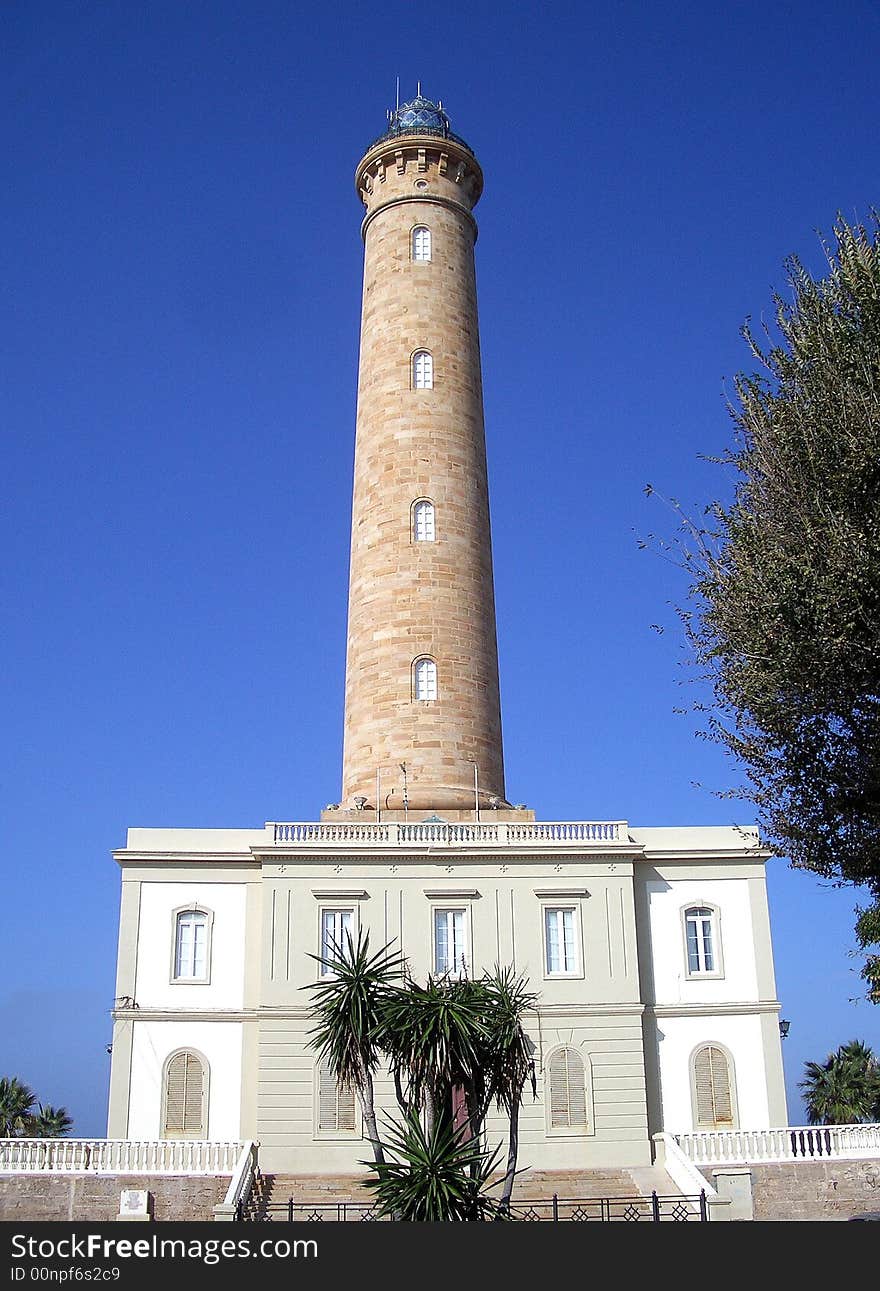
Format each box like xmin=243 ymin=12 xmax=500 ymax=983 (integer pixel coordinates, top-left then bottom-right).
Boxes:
xmin=363 ymin=1109 xmax=505 ymax=1221
xmin=303 ymin=928 xmax=407 ymax=1164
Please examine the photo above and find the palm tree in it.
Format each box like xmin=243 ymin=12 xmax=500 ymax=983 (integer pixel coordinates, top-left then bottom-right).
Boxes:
xmin=799 ymin=1039 xmax=880 ymax=1124
xmin=473 ymin=966 xmax=537 ymax=1210
xmin=304 ymin=928 xmax=407 ymax=1165
xmin=27 ymin=1104 xmax=73 ymax=1138
xmin=0 ymin=1077 xmax=36 ymax=1137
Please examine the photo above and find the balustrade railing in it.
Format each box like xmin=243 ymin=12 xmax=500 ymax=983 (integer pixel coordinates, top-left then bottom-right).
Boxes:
xmin=676 ymin=1123 xmax=880 ymax=1165
xmin=271 ymin=821 xmax=627 ymax=847
xmin=0 ymin=1139 xmax=245 ymax=1175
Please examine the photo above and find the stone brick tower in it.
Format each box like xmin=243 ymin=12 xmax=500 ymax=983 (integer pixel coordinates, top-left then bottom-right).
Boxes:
xmin=338 ymin=93 xmax=510 ymax=817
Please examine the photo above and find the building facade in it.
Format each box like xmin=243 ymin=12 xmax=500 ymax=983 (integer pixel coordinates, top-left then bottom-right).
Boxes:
xmin=107 ymin=95 xmax=787 ymax=1175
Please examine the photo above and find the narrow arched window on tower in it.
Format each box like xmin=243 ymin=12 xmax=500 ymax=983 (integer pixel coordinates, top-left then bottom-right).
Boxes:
xmin=162 ymin=1051 xmax=207 ymax=1139
xmin=413 ymin=499 xmax=436 ymax=542
xmin=412 ymin=350 xmax=433 ymax=389
xmin=692 ymin=1045 xmax=736 ymax=1129
xmin=413 ymin=657 xmax=438 ymax=701
xmin=412 ymin=225 xmax=432 ymax=262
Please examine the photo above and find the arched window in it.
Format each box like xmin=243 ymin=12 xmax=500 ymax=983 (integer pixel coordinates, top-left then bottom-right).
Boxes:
xmin=412 ymin=350 xmax=433 ymax=389
xmin=162 ymin=1051 xmax=207 ymax=1138
xmin=413 ymin=499 xmax=435 ymax=542
xmin=683 ymin=905 xmax=721 ymax=977
xmin=412 ymin=225 xmax=432 ymax=262
xmin=413 ymin=657 xmax=438 ymax=701
xmin=547 ymin=1047 xmax=588 ymax=1131
xmin=691 ymin=1045 xmax=736 ymax=1129
xmin=172 ymin=907 xmax=213 ymax=982
xmin=317 ymin=1059 xmax=356 ymax=1135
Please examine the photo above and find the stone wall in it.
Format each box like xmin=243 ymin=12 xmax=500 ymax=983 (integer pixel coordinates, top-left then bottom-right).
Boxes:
xmin=0 ymin=1175 xmax=228 ymax=1223
xmin=749 ymin=1160 xmax=880 ymax=1221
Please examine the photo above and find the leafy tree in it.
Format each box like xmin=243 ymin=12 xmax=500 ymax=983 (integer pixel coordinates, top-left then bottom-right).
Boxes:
xmin=799 ymin=1039 xmax=880 ymax=1124
xmin=664 ymin=214 xmax=880 ymax=999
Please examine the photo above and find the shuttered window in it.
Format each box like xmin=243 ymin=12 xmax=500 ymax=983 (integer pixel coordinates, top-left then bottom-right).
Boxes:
xmin=413 ymin=499 xmax=435 ymax=542
xmin=412 ymin=225 xmax=432 ymax=261
xmin=317 ymin=1060 xmax=357 ymax=1134
xmin=163 ymin=1052 xmax=206 ymax=1138
xmin=414 ymin=657 xmax=438 ymax=701
xmin=413 ymin=350 xmax=433 ymax=389
xmin=548 ymin=1047 xmax=588 ymax=1131
xmin=693 ymin=1045 xmax=735 ymax=1128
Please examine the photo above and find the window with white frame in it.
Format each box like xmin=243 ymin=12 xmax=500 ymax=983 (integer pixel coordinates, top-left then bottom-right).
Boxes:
xmin=434 ymin=908 xmax=467 ymax=975
xmin=162 ymin=1050 xmax=207 ymax=1138
xmin=413 ymin=657 xmax=438 ymax=701
xmin=412 ymin=350 xmax=433 ymax=389
xmin=413 ymin=498 xmax=436 ymax=542
xmin=173 ymin=908 xmax=211 ymax=982
xmin=547 ymin=1046 xmax=589 ymax=1132
xmin=412 ymin=225 xmax=432 ymax=262
xmin=544 ymin=907 xmax=578 ymax=975
xmin=692 ymin=1044 xmax=736 ymax=1129
xmin=684 ymin=905 xmax=719 ymax=976
xmin=320 ymin=908 xmax=354 ymax=975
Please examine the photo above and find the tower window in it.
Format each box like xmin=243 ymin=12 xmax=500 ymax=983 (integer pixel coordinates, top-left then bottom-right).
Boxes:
xmin=413 ymin=657 xmax=438 ymax=701
xmin=412 ymin=225 xmax=432 ymax=262
xmin=412 ymin=350 xmax=433 ymax=390
xmin=413 ymin=499 xmax=436 ymax=542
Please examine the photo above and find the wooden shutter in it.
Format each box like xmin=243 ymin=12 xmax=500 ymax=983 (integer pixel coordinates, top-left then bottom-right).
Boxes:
xmin=164 ymin=1052 xmax=205 ymax=1137
xmin=694 ymin=1046 xmax=734 ymax=1127
xmin=548 ymin=1047 xmax=588 ymax=1130
xmin=318 ymin=1061 xmax=356 ymax=1133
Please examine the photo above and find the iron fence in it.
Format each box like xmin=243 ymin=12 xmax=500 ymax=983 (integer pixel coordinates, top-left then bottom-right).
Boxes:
xmin=240 ymin=1190 xmax=707 ymax=1223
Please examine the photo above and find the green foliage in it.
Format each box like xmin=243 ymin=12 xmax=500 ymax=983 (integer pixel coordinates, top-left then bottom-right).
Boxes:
xmin=0 ymin=1077 xmax=73 ymax=1138
xmin=304 ymin=933 xmax=537 ymax=1217
xmin=362 ymin=1110 xmax=505 ymax=1221
xmin=671 ymin=213 xmax=880 ymax=997
xmin=798 ymin=1039 xmax=880 ymax=1124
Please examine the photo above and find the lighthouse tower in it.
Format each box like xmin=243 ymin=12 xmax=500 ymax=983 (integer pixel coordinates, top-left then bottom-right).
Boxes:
xmin=339 ymin=94 xmax=509 ymax=816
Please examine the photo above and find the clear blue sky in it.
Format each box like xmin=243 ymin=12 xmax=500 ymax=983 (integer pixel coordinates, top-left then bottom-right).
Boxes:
xmin=3 ymin=0 xmax=877 ymax=1137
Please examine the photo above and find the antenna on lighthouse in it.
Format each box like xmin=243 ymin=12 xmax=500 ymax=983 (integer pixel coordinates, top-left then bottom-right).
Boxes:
xmin=396 ymin=76 xmax=400 ymax=112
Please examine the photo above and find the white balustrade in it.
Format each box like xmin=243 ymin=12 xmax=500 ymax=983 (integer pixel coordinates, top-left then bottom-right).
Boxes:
xmin=0 ymin=1139 xmax=244 ymax=1175
xmin=272 ymin=820 xmax=626 ymax=847
xmin=676 ymin=1123 xmax=880 ymax=1165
